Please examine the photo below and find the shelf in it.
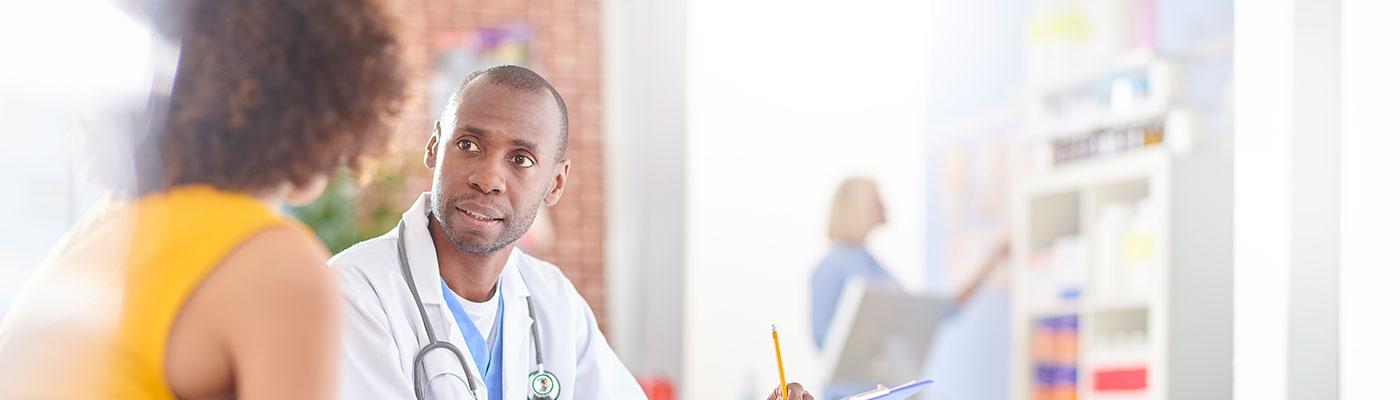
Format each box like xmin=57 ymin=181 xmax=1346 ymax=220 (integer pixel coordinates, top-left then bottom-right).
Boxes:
xmin=1027 ymin=304 xmax=1080 ymax=319
xmin=1025 ymin=147 xmax=1168 ymax=196
xmin=1019 ymin=38 xmax=1237 ymax=400
xmin=1030 ymin=48 xmax=1160 ymax=95
xmin=1088 ymin=299 xmax=1151 ymax=314
xmin=1085 ymin=390 xmax=1151 ymax=400
xmin=1026 ymin=191 xmax=1081 ymax=249
xmin=1027 ymin=102 xmax=1170 ymax=140
xmin=1093 ymin=179 xmax=1153 ymax=206
xmin=1014 ymin=30 xmax=1234 ymax=400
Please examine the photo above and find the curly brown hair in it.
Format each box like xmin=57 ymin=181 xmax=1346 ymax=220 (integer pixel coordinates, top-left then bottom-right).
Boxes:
xmin=156 ymin=0 xmax=406 ymax=193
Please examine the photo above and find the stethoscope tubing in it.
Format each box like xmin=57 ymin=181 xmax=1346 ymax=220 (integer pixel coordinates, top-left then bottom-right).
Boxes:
xmin=396 ymin=220 xmax=549 ymax=400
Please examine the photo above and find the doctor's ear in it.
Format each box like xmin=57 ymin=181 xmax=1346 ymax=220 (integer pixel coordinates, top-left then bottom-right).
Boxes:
xmin=424 ymin=121 xmax=441 ymax=170
xmin=542 ymin=158 xmax=570 ymax=207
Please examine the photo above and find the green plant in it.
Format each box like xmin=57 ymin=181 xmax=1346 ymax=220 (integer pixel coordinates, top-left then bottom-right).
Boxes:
xmin=291 ymin=167 xmax=410 ymax=253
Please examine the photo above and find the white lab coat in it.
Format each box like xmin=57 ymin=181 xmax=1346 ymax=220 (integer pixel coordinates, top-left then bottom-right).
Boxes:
xmin=330 ymin=193 xmax=646 ymax=400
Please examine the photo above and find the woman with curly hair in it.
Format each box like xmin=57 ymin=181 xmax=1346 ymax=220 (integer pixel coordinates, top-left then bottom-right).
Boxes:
xmin=0 ymin=0 xmax=406 ymax=398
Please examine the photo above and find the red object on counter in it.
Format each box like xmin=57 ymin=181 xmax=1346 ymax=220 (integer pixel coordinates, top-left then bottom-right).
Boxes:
xmin=1093 ymin=366 xmax=1148 ymax=391
xmin=636 ymin=375 xmax=675 ymax=400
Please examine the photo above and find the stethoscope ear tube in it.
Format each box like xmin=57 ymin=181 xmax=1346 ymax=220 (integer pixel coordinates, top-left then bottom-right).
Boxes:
xmin=399 ymin=221 xmax=481 ymax=399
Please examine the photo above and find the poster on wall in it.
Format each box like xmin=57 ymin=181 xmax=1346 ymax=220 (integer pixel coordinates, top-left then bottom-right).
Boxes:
xmin=429 ymin=24 xmax=534 ymax=116
xmin=428 ymin=24 xmax=555 ymax=257
xmin=926 ymin=109 xmax=1029 ymax=293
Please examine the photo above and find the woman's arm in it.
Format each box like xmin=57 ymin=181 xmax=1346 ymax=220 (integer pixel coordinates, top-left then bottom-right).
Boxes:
xmin=953 ymin=234 xmax=1011 ymax=306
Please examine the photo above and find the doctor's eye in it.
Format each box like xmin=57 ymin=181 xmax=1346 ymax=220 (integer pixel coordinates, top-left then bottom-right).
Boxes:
xmin=512 ymin=154 xmax=537 ymax=168
xmin=456 ymin=139 xmax=480 ymax=152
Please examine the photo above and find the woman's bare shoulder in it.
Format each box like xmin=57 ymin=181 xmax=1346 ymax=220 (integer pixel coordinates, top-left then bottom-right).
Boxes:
xmin=176 ymin=225 xmax=342 ymax=399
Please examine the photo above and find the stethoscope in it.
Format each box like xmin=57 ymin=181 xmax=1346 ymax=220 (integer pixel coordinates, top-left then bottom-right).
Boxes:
xmin=396 ymin=221 xmax=562 ymax=400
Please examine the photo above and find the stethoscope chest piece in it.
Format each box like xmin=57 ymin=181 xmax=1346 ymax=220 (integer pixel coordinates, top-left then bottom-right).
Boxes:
xmin=527 ymin=369 xmax=561 ymax=400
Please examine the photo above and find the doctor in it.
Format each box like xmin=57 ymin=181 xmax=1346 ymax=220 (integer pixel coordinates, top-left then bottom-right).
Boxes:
xmin=331 ymin=65 xmax=818 ymax=400
xmin=330 ymin=65 xmax=639 ymax=399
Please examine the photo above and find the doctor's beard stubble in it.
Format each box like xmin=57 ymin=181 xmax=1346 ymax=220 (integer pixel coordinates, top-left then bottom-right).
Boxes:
xmin=428 ymin=180 xmax=545 ymax=255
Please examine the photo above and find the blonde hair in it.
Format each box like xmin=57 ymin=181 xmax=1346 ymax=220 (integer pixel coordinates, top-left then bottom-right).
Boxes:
xmin=827 ymin=177 xmax=884 ymax=244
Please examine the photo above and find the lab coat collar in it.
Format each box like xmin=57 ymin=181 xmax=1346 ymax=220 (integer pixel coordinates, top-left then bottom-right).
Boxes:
xmin=399 ymin=193 xmax=533 ymax=306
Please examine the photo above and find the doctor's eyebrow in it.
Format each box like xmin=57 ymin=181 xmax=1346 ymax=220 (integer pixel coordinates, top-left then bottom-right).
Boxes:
xmin=456 ymin=125 xmax=490 ymax=137
xmin=509 ymin=139 xmax=539 ymax=154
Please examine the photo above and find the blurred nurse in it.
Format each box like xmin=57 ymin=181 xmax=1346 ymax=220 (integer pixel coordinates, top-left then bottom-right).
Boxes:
xmin=810 ymin=177 xmax=899 ymax=348
xmin=810 ymin=177 xmax=1009 ymax=349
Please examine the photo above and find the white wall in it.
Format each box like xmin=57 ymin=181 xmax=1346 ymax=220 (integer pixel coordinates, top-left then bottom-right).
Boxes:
xmin=602 ymin=0 xmax=688 ymax=387
xmin=685 ymin=1 xmax=932 ymax=398
xmin=1233 ymin=1 xmax=1400 ymax=398
xmin=1288 ymin=0 xmax=1340 ymax=397
xmin=1339 ymin=1 xmax=1400 ymax=398
xmin=1234 ymin=0 xmax=1293 ymax=398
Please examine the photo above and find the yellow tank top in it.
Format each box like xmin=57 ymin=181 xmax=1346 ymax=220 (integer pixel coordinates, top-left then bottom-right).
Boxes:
xmin=0 ymin=185 xmax=304 ymax=399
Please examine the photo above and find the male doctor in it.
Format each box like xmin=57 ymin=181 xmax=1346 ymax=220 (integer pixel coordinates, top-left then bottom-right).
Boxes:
xmin=329 ymin=65 xmax=642 ymax=399
xmin=331 ymin=65 xmax=814 ymax=400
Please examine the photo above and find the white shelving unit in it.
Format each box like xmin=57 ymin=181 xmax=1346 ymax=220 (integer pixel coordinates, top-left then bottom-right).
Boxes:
xmin=1013 ymin=147 xmax=1166 ymax=400
xmin=1009 ymin=53 xmax=1232 ymax=399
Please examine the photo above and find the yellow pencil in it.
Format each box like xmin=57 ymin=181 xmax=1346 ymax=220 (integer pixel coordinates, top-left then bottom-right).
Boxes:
xmin=772 ymin=324 xmax=788 ymax=400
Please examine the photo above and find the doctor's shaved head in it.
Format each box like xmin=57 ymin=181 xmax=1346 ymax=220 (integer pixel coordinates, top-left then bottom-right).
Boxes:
xmin=441 ymin=65 xmax=569 ymax=160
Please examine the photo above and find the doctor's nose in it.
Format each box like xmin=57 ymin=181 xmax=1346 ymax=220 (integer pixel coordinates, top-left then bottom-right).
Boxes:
xmin=467 ymin=163 xmax=507 ymax=195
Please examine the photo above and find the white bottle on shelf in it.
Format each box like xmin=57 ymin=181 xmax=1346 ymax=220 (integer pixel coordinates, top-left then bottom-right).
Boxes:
xmin=1095 ymin=203 xmax=1132 ymax=299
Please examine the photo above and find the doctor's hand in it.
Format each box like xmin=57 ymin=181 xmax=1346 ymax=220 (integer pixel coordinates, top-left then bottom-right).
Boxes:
xmin=767 ymin=382 xmax=814 ymax=400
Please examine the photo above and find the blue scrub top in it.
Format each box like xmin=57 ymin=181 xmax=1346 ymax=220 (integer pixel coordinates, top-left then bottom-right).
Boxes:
xmin=441 ymin=281 xmax=505 ymax=400
xmin=809 ymin=243 xmax=900 ymax=349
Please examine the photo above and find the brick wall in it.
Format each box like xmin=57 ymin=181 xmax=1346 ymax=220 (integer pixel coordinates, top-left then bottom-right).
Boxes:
xmin=388 ymin=0 xmax=609 ymax=330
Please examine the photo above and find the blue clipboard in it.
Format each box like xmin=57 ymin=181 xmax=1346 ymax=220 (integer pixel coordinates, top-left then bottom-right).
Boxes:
xmin=840 ymin=380 xmax=933 ymax=400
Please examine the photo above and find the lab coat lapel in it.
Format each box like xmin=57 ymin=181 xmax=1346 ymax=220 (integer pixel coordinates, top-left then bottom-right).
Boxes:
xmin=401 ymin=194 xmax=446 ymax=307
xmin=401 ymin=193 xmax=487 ymax=390
xmin=501 ymin=249 xmax=535 ymax=400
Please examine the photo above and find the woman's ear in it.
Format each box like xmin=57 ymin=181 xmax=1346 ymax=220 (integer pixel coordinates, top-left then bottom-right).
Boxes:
xmin=285 ymin=174 xmax=330 ymax=206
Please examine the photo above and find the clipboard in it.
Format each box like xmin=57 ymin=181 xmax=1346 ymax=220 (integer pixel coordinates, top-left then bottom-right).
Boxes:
xmin=838 ymin=379 xmax=933 ymax=400
xmin=821 ymin=282 xmax=951 ymax=389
